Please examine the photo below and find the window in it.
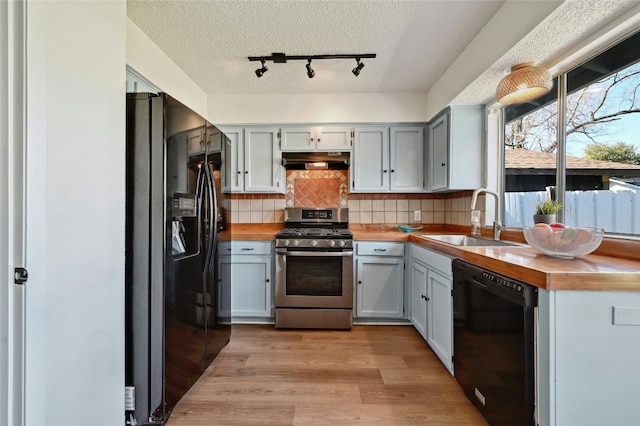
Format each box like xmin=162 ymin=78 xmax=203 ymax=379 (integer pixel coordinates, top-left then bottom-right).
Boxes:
xmin=503 ymin=31 xmax=640 ymax=236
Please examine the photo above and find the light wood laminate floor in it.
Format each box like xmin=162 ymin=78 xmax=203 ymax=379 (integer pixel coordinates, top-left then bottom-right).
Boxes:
xmin=167 ymin=324 xmax=487 ymax=425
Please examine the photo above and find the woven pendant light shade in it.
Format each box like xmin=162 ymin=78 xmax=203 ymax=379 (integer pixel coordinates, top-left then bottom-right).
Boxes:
xmin=496 ymin=62 xmax=552 ymax=105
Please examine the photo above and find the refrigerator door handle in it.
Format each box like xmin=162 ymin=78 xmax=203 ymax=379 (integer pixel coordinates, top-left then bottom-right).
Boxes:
xmin=203 ymin=163 xmax=218 ymax=273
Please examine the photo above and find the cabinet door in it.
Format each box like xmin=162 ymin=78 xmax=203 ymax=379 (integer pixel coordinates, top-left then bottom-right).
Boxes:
xmin=352 ymin=126 xmax=389 ymax=192
xmin=356 ymin=257 xmax=404 ymax=318
xmin=221 ymin=127 xmax=243 ymax=193
xmin=187 ymin=129 xmax=205 ymax=156
xmin=315 ymin=126 xmax=352 ymax=151
xmin=410 ymin=261 xmax=428 ymax=339
xmin=206 ymin=125 xmax=222 ymax=152
xmin=220 ymin=255 xmax=272 ymax=318
xmin=280 ymin=126 xmax=314 ymax=151
xmin=390 ymin=126 xmax=424 ymax=191
xmin=429 ymin=113 xmax=449 ymax=191
xmin=167 ymin=133 xmax=189 ymax=195
xmin=427 ymin=269 xmax=453 ymax=374
xmin=244 ymin=127 xmax=283 ymax=193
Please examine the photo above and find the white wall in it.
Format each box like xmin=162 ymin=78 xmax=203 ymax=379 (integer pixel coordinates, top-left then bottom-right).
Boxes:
xmin=126 ymin=19 xmax=208 ymax=119
xmin=207 ymin=92 xmax=429 ymax=124
xmin=25 ymin=2 xmax=125 ymax=425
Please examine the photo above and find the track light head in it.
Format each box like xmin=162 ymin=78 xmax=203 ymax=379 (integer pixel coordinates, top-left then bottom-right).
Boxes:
xmin=306 ymin=59 xmax=315 ymax=79
xmin=255 ymin=60 xmax=268 ymax=78
xmin=352 ymin=58 xmax=365 ymax=77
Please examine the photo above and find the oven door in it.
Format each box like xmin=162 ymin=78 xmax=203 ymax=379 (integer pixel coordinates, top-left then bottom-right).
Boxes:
xmin=275 ymin=248 xmax=353 ymax=308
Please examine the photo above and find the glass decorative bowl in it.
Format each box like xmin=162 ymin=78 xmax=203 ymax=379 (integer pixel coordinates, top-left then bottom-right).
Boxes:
xmin=523 ymin=226 xmax=604 ymax=259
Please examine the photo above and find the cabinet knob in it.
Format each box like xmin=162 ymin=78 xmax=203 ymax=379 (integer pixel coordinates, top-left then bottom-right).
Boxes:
xmin=441 ymin=163 xmax=446 ymax=167
xmin=390 ymin=169 xmax=395 ymax=173
xmin=237 ymin=171 xmax=241 ymax=174
xmin=245 ymin=171 xmax=248 ymax=174
xmin=358 ymin=280 xmax=362 ymax=285
xmin=383 ymin=170 xmax=388 ymax=173
xmin=266 ymin=279 xmax=270 ymax=283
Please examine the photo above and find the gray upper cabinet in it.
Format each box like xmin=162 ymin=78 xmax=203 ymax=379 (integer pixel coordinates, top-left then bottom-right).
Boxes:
xmin=352 ymin=125 xmax=424 ymax=193
xmin=428 ymin=106 xmax=482 ymax=192
xmin=389 ymin=126 xmax=424 ymax=192
xmin=220 ymin=126 xmax=284 ymax=194
xmin=352 ymin=126 xmax=388 ymax=192
xmin=187 ymin=125 xmax=222 ymax=156
xmin=280 ymin=126 xmax=352 ymax=152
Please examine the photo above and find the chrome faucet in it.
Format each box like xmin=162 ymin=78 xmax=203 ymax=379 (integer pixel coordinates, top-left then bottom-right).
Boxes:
xmin=470 ymin=188 xmax=504 ymax=240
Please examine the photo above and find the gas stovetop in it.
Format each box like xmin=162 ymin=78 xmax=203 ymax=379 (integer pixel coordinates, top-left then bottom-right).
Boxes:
xmin=276 ymin=227 xmax=353 ymax=239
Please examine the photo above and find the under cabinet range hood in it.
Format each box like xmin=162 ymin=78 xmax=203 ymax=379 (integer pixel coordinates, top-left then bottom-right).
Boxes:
xmin=281 ymin=152 xmax=350 ymax=170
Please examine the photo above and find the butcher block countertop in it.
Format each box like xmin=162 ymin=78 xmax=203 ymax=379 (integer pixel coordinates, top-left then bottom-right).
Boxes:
xmin=223 ymin=224 xmax=640 ymax=291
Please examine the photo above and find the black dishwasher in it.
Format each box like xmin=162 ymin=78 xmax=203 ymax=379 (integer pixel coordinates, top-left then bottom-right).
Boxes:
xmin=452 ymin=259 xmax=537 ymax=426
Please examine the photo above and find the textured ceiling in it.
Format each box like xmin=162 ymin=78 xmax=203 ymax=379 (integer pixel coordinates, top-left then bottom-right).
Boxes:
xmin=126 ymin=0 xmax=504 ymax=95
xmin=453 ymin=0 xmax=640 ymax=106
xmin=127 ymin=0 xmax=639 ymax=103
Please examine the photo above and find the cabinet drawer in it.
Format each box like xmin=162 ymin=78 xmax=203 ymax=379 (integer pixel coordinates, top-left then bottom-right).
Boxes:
xmin=357 ymin=242 xmax=404 ymax=256
xmin=412 ymin=244 xmax=451 ymax=276
xmin=219 ymin=241 xmax=272 ymax=255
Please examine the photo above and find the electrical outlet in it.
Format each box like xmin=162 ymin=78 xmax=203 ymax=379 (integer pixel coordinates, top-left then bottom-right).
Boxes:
xmin=414 ymin=210 xmax=421 ymax=221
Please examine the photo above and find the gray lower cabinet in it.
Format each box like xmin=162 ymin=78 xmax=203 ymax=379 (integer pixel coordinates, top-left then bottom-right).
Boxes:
xmin=411 ymin=244 xmax=453 ymax=374
xmin=218 ymin=241 xmax=273 ymax=322
xmin=355 ymin=242 xmax=405 ymax=319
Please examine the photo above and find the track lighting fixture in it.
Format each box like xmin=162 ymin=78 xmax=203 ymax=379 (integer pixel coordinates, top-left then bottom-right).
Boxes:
xmin=255 ymin=60 xmax=268 ymax=78
xmin=248 ymin=52 xmax=376 ymax=78
xmin=306 ymin=59 xmax=315 ymax=79
xmin=352 ymin=58 xmax=365 ymax=77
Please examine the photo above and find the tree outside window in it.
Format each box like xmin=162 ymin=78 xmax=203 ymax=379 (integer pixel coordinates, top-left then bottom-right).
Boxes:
xmin=503 ymin=32 xmax=640 ymax=235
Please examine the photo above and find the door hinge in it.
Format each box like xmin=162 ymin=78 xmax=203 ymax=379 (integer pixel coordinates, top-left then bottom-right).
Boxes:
xmin=14 ymin=267 xmax=28 ymax=285
xmin=451 ymin=289 xmax=454 ymax=297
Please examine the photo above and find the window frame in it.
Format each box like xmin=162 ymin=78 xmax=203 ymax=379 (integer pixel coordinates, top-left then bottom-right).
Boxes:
xmin=498 ymin=29 xmax=640 ymax=235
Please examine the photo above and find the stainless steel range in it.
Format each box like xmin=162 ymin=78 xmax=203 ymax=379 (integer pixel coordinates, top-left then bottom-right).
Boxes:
xmin=275 ymin=208 xmax=353 ymax=329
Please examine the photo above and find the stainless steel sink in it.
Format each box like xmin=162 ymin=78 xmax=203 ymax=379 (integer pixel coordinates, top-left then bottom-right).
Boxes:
xmin=421 ymin=234 xmax=520 ymax=247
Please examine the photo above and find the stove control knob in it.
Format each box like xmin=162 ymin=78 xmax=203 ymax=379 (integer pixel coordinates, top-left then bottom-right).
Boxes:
xmin=284 ymin=239 xmax=291 ymax=247
xmin=338 ymin=240 xmax=346 ymax=247
xmin=310 ymin=239 xmax=318 ymax=247
xmin=293 ymin=240 xmax=300 ymax=247
xmin=329 ymin=240 xmax=336 ymax=247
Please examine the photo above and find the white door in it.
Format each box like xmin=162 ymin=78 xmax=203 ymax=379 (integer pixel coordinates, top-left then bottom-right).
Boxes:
xmin=224 ymin=256 xmax=272 ymax=318
xmin=427 ymin=269 xmax=453 ymax=374
xmin=315 ymin=126 xmax=352 ymax=151
xmin=352 ymin=127 xmax=389 ymax=192
xmin=429 ymin=114 xmax=449 ymax=191
xmin=410 ymin=261 xmax=428 ymax=339
xmin=221 ymin=127 xmax=243 ymax=193
xmin=280 ymin=126 xmax=314 ymax=151
xmin=390 ymin=127 xmax=423 ymax=191
xmin=356 ymin=257 xmax=404 ymax=318
xmin=244 ymin=127 xmax=282 ymax=193
xmin=1 ymin=2 xmax=26 ymax=424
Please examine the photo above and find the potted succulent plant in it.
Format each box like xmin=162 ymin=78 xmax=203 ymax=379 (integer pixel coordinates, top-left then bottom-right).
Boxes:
xmin=533 ymin=200 xmax=562 ymax=224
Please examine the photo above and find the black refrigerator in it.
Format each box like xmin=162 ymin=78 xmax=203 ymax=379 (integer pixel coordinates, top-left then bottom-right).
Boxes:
xmin=125 ymin=93 xmax=231 ymax=425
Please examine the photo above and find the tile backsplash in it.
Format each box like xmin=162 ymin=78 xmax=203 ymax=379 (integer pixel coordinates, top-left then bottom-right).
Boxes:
xmin=225 ymin=178 xmax=484 ymax=226
xmin=287 ymin=170 xmax=349 ymax=208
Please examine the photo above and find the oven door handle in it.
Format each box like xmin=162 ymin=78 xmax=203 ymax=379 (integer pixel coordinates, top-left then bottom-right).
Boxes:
xmin=275 ymin=250 xmax=353 ymax=257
